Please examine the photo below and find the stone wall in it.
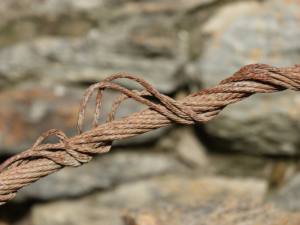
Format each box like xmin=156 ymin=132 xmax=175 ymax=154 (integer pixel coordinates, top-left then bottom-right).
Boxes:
xmin=1 ymin=0 xmax=300 ymax=224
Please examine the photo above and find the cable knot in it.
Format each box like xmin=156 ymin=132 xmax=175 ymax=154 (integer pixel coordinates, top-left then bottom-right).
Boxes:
xmin=0 ymin=129 xmax=93 ymax=172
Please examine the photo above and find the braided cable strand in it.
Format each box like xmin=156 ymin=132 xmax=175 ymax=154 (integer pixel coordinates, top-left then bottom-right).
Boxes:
xmin=0 ymin=64 xmax=300 ymax=205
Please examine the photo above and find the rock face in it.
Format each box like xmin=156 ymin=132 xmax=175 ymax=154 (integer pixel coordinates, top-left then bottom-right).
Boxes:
xmin=158 ymin=127 xmax=208 ymax=168
xmin=270 ymin=171 xmax=300 ymax=211
xmin=0 ymin=31 xmax=183 ymax=93
xmin=193 ymin=0 xmax=300 ymax=155
xmin=0 ymin=0 xmax=208 ymax=155
xmin=0 ymin=0 xmax=209 ymax=93
xmin=1 ymin=0 xmax=300 ymax=224
xmin=0 ymin=85 xmax=166 ymax=154
xmin=31 ymin=174 xmax=300 ymax=225
xmin=0 ymin=85 xmax=82 ymax=153
xmin=17 ymin=150 xmax=184 ymax=201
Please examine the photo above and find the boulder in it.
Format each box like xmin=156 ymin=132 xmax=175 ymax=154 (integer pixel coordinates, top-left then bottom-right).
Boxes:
xmin=191 ymin=0 xmax=300 ymax=155
xmin=31 ymin=174 xmax=300 ymax=225
xmin=16 ymin=151 xmax=184 ymax=200
xmin=270 ymin=171 xmax=300 ymax=211
xmin=0 ymin=84 xmax=167 ymax=154
xmin=0 ymin=0 xmax=219 ymax=93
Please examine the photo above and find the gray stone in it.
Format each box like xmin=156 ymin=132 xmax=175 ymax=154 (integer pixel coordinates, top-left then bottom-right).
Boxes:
xmin=0 ymin=0 xmax=219 ymax=93
xmin=270 ymin=172 xmax=300 ymax=211
xmin=16 ymin=151 xmax=184 ymax=200
xmin=208 ymin=152 xmax=274 ymax=179
xmin=0 ymin=27 xmax=183 ymax=93
xmin=0 ymin=0 xmax=104 ymax=46
xmin=0 ymin=0 xmax=215 ymax=34
xmin=0 ymin=84 xmax=85 ymax=154
xmin=33 ymin=205 xmax=123 ymax=225
xmin=158 ymin=127 xmax=208 ymax=168
xmin=0 ymin=83 xmax=171 ymax=154
xmin=192 ymin=0 xmax=300 ymax=155
xmin=31 ymin=174 xmax=300 ymax=225
xmin=0 ymin=0 xmax=221 ymax=156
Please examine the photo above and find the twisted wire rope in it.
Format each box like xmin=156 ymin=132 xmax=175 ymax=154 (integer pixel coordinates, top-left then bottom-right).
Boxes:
xmin=0 ymin=63 xmax=300 ymax=205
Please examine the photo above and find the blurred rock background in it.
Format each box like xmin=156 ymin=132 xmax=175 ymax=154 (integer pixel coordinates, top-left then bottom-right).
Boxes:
xmin=0 ymin=0 xmax=300 ymax=224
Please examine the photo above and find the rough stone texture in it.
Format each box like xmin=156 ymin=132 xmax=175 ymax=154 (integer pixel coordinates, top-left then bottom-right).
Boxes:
xmin=31 ymin=174 xmax=300 ymax=225
xmin=0 ymin=84 xmax=168 ymax=154
xmin=0 ymin=85 xmax=83 ymax=153
xmin=0 ymin=30 xmax=183 ymax=93
xmin=192 ymin=0 xmax=300 ymax=155
xmin=174 ymin=128 xmax=208 ymax=168
xmin=270 ymin=171 xmax=300 ymax=211
xmin=208 ymin=153 xmax=273 ymax=179
xmin=0 ymin=0 xmax=218 ymax=93
xmin=1 ymin=0 xmax=300 ymax=224
xmin=158 ymin=127 xmax=208 ymax=168
xmin=0 ymin=0 xmax=215 ymax=46
xmin=16 ymin=150 xmax=184 ymax=201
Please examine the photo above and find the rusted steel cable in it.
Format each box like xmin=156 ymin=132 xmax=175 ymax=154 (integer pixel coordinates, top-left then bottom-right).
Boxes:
xmin=0 ymin=63 xmax=300 ymax=205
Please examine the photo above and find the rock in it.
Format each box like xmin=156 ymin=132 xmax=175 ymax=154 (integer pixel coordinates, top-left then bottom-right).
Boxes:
xmin=269 ymin=171 xmax=300 ymax=211
xmin=174 ymin=128 xmax=208 ymax=168
xmin=0 ymin=0 xmax=215 ymax=38
xmin=33 ymin=205 xmax=123 ymax=225
xmin=0 ymin=29 xmax=183 ymax=93
xmin=192 ymin=0 xmax=300 ymax=155
xmin=0 ymin=84 xmax=84 ymax=154
xmin=0 ymin=0 xmax=221 ymax=155
xmin=158 ymin=127 xmax=208 ymax=168
xmin=124 ymin=212 xmax=161 ymax=225
xmin=0 ymin=0 xmax=102 ymax=46
xmin=208 ymin=152 xmax=273 ymax=179
xmin=0 ymin=83 xmax=171 ymax=154
xmin=0 ymin=0 xmax=218 ymax=93
xmin=205 ymin=93 xmax=300 ymax=155
xmin=16 ymin=151 xmax=184 ymax=200
xmin=31 ymin=174 xmax=300 ymax=225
